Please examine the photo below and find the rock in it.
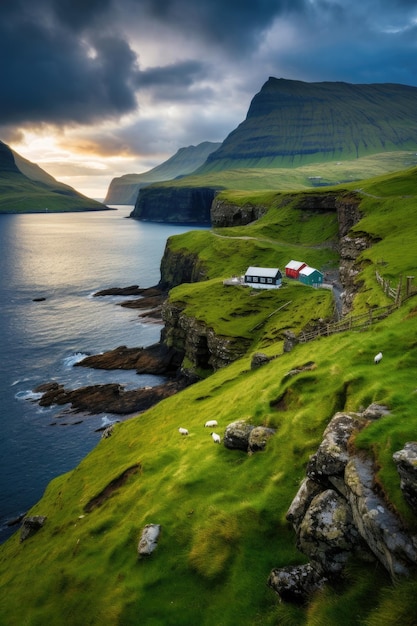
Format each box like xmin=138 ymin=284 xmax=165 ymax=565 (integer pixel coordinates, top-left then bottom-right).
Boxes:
xmin=268 ymin=563 xmax=327 ymax=604
xmin=250 ymin=352 xmax=271 ymax=369
xmin=93 ymin=285 xmax=143 ymax=297
xmin=306 ymin=412 xmax=365 ymax=485
xmin=211 ymin=198 xmax=267 ymax=228
xmin=248 ymin=426 xmax=275 ymax=453
xmin=283 ymin=331 xmax=298 ymax=353
xmin=393 ymin=442 xmax=417 ymax=514
xmin=297 ymin=489 xmax=362 ymax=575
xmin=101 ymin=425 xmax=114 ymax=438
xmin=20 ymin=516 xmax=47 ymax=542
xmin=132 ymin=185 xmax=216 ymax=224
xmin=34 ymin=378 xmax=189 ymax=416
xmin=138 ymin=524 xmax=161 ymax=556
xmin=286 ymin=478 xmax=323 ymax=530
xmin=270 ymin=404 xmax=417 ymax=601
xmin=362 ymin=403 xmax=390 ymax=420
xmin=223 ymin=420 xmax=254 ymax=452
xmin=345 ymin=455 xmax=417 ymax=578
xmin=75 ymin=343 xmax=183 ymax=376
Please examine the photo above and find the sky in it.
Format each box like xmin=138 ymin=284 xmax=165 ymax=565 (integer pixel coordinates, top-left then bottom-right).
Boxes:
xmin=1 ymin=0 xmax=417 ymax=200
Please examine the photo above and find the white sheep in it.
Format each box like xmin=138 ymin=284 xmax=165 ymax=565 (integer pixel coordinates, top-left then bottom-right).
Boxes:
xmin=211 ymin=432 xmax=221 ymax=444
xmin=205 ymin=419 xmax=218 ymax=428
xmin=374 ymin=352 xmax=383 ymax=364
xmin=178 ymin=427 xmax=189 ymax=435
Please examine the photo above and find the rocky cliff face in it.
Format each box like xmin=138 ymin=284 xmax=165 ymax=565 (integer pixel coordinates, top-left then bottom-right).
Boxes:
xmin=268 ymin=404 xmax=417 ymax=603
xmin=211 ymin=197 xmax=268 ymax=227
xmin=161 ymin=300 xmax=251 ymax=373
xmin=131 ymin=185 xmax=219 ymax=223
xmin=156 ymin=188 xmax=367 ymax=372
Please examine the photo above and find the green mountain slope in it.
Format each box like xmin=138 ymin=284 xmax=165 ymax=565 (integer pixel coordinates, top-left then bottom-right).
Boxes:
xmin=1 ymin=168 xmax=417 ymax=624
xmin=104 ymin=141 xmax=221 ymax=204
xmin=0 ymin=140 xmax=109 ymax=213
xmin=199 ymin=77 xmax=417 ymax=172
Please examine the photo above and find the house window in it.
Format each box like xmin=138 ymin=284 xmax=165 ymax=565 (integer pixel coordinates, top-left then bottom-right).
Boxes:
xmin=267 ymin=278 xmax=272 ymax=284
xmin=246 ymin=276 xmax=252 ymax=282
xmin=253 ymin=277 xmax=258 ymax=282
xmin=260 ymin=277 xmax=265 ymax=283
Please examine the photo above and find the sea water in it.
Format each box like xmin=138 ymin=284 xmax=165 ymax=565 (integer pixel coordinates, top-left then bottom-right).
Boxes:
xmin=0 ymin=206 xmax=205 ymax=542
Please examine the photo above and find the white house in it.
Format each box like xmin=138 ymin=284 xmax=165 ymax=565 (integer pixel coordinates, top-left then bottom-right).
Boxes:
xmin=244 ymin=266 xmax=282 ymax=289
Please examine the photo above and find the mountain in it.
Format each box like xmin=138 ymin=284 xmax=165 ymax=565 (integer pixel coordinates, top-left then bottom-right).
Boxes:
xmin=130 ymin=78 xmax=417 ymax=224
xmin=0 ymin=140 xmax=108 ymax=213
xmin=104 ymin=141 xmax=221 ymax=205
xmin=197 ymin=77 xmax=417 ymax=173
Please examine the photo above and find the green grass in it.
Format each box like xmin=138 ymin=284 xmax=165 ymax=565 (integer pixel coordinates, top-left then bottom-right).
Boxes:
xmin=0 ymin=172 xmax=107 ymax=213
xmin=146 ymin=151 xmax=417 ymax=193
xmin=2 ymin=166 xmax=417 ymax=624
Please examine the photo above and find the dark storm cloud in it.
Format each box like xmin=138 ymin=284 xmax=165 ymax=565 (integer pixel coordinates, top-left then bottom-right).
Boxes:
xmin=1 ymin=0 xmax=417 ymax=131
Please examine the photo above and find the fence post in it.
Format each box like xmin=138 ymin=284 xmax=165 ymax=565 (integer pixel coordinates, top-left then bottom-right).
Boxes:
xmin=395 ymin=275 xmax=403 ymax=306
xmin=406 ymin=276 xmax=415 ymax=297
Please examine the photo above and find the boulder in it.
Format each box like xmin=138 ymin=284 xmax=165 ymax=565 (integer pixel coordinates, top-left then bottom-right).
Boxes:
xmin=223 ymin=420 xmax=254 ymax=451
xmin=248 ymin=426 xmax=276 ymax=453
xmin=393 ymin=442 xmax=417 ymax=514
xmin=20 ymin=516 xmax=47 ymax=542
xmin=268 ymin=563 xmax=327 ymax=604
xmin=297 ymin=489 xmax=362 ymax=575
xmin=250 ymin=352 xmax=271 ymax=369
xmin=138 ymin=524 xmax=161 ymax=556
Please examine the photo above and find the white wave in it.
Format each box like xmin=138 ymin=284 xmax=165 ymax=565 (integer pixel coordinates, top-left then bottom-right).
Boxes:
xmin=15 ymin=390 xmax=43 ymax=402
xmin=63 ymin=352 xmax=89 ymax=367
xmin=100 ymin=416 xmax=120 ymax=427
xmin=11 ymin=377 xmax=32 ymax=387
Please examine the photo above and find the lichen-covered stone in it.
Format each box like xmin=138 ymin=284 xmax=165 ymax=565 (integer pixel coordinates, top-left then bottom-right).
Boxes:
xmin=223 ymin=420 xmax=254 ymax=451
xmin=393 ymin=442 xmax=417 ymax=514
xmin=20 ymin=516 xmax=47 ymax=542
xmin=248 ymin=426 xmax=275 ymax=453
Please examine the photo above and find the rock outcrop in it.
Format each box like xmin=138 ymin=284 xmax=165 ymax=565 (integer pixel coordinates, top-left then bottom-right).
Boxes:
xmin=223 ymin=419 xmax=276 ymax=453
xmin=161 ymin=301 xmax=251 ymax=372
xmin=268 ymin=405 xmax=417 ymax=604
xmin=20 ymin=515 xmax=47 ymax=542
xmin=131 ymin=185 xmax=219 ymax=223
xmin=211 ymin=198 xmax=268 ymax=227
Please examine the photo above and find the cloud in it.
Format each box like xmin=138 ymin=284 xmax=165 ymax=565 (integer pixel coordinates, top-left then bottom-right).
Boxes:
xmin=2 ymin=0 xmax=417 ymax=197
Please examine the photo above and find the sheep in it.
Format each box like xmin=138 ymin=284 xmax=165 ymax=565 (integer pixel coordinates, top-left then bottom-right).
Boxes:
xmin=204 ymin=419 xmax=218 ymax=428
xmin=178 ymin=427 xmax=189 ymax=435
xmin=211 ymin=432 xmax=221 ymax=444
xmin=374 ymin=352 xmax=383 ymax=365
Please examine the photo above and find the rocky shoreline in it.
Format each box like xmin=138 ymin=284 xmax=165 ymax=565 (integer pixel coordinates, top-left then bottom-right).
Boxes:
xmin=33 ymin=285 xmax=190 ymax=419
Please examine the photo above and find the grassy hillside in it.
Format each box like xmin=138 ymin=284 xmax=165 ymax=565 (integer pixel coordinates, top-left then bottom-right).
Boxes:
xmin=139 ymin=151 xmax=417 ymax=197
xmin=104 ymin=142 xmax=221 ymax=204
xmin=0 ymin=140 xmax=108 ymax=213
xmin=200 ymin=78 xmax=417 ymax=172
xmin=1 ymin=168 xmax=417 ymax=625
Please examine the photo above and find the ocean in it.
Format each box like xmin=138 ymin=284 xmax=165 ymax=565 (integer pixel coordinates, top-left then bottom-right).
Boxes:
xmin=0 ymin=206 xmax=203 ymax=543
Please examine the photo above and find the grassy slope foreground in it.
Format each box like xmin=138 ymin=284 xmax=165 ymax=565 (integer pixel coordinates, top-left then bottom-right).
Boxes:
xmin=1 ymin=170 xmax=417 ymax=625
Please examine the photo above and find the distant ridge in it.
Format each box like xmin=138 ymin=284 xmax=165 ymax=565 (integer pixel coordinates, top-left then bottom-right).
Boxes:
xmin=198 ymin=77 xmax=417 ymax=173
xmin=0 ymin=140 xmax=108 ymax=213
xmin=104 ymin=141 xmax=221 ymax=205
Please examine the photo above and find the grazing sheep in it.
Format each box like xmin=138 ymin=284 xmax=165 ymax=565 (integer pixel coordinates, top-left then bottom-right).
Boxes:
xmin=205 ymin=419 xmax=218 ymax=428
xmin=374 ymin=352 xmax=383 ymax=364
xmin=178 ymin=427 xmax=189 ymax=435
xmin=211 ymin=432 xmax=221 ymax=444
